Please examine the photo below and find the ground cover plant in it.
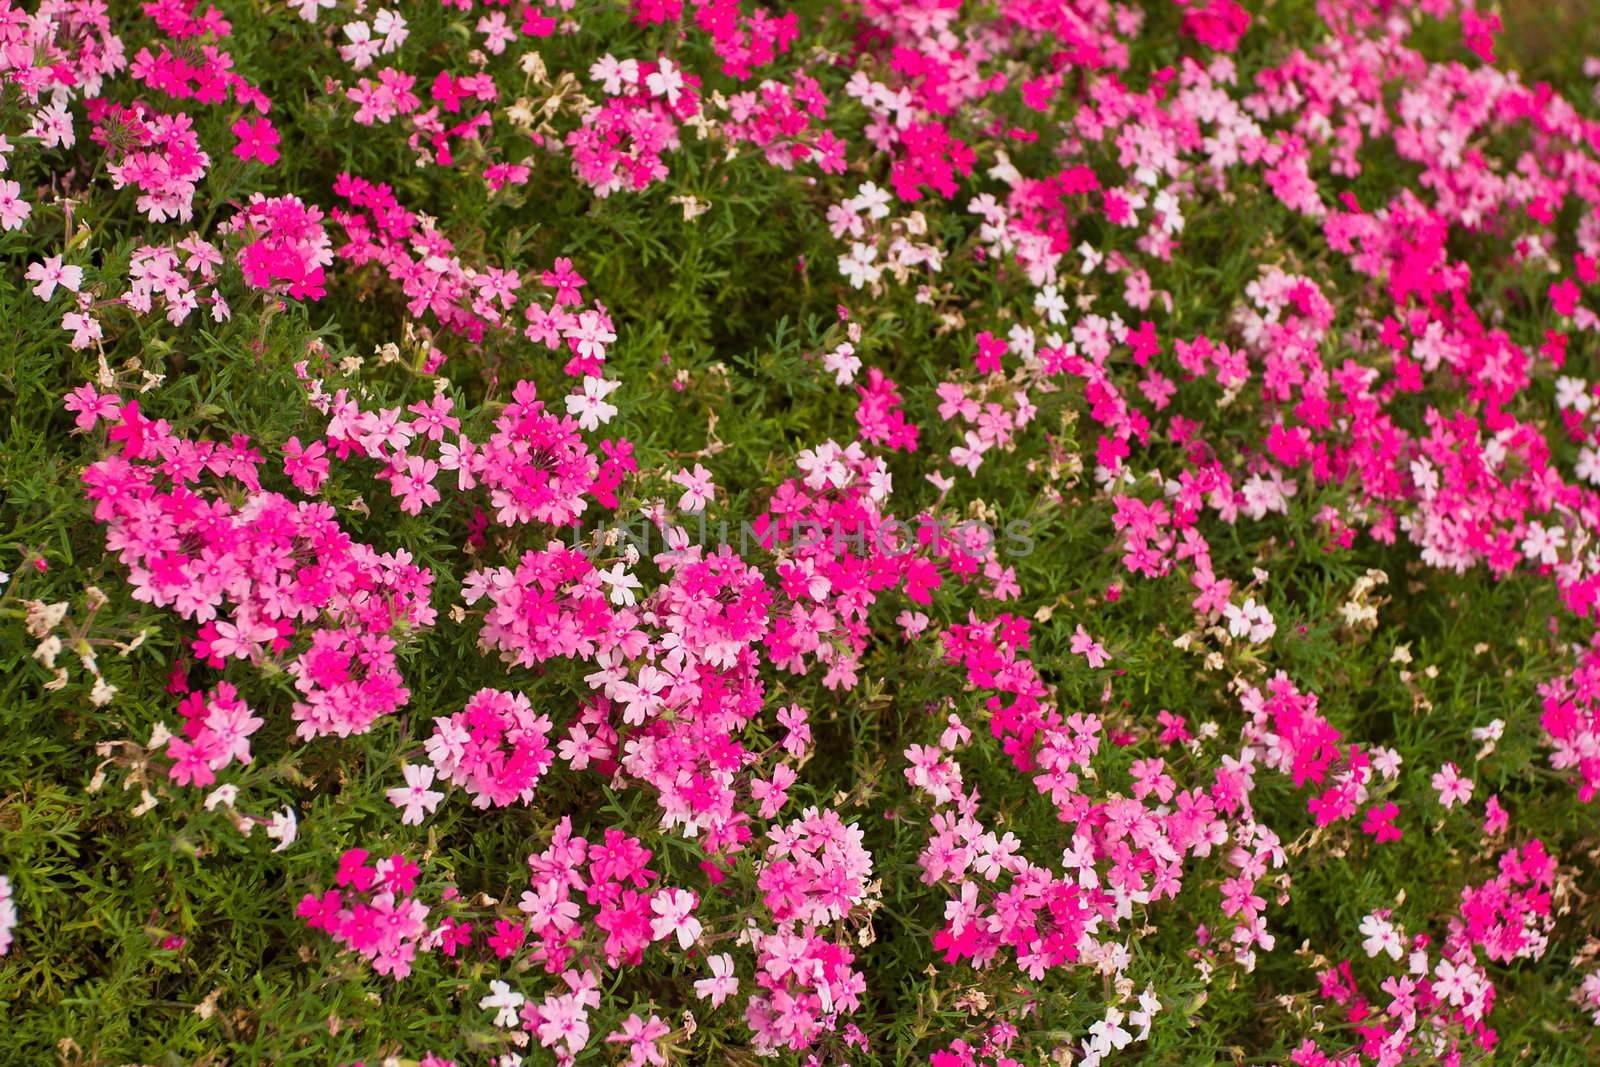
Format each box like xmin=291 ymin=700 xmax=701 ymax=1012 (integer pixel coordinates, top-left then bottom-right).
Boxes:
xmin=4 ymin=0 xmax=1600 ymax=1063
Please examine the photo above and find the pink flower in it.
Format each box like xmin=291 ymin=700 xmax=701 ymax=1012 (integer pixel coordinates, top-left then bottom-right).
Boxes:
xmin=670 ymin=463 xmax=716 ymax=513
xmin=605 ymin=1013 xmax=670 ymax=1067
xmin=1360 ymin=802 xmax=1402 ymax=844
xmin=63 ymin=385 xmax=120 ymax=431
xmin=693 ymin=953 xmax=739 ymax=1006
xmin=231 ymin=117 xmax=281 ymax=165
xmin=387 ymin=764 xmax=445 ymax=826
xmin=1483 ymin=794 xmax=1509 ymax=836
xmin=200 ymin=684 xmax=264 ymax=769
xmin=282 ymin=436 xmax=329 ymax=495
xmin=26 ymin=255 xmax=83 ymax=300
xmin=1431 ymin=762 xmax=1474 ymax=809
xmin=1071 ymin=624 xmax=1110 ymax=668
xmin=0 ymin=180 xmax=30 ymax=231
xmin=648 ymin=887 xmax=701 ymax=949
xmin=1179 ymin=0 xmax=1251 ymax=52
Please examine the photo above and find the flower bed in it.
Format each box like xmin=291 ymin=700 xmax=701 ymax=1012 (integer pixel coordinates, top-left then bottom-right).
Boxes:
xmin=2 ymin=0 xmax=1600 ymax=1063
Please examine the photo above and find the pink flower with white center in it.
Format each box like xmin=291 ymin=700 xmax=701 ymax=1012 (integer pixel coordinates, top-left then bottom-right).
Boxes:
xmin=567 ymin=309 xmax=616 ymax=362
xmin=693 ymin=952 xmax=739 ymax=1006
xmin=1370 ymin=746 xmax=1403 ymax=779
xmin=949 ymin=430 xmax=989 ymax=475
xmin=386 ymin=764 xmax=444 ymax=826
xmin=589 ymin=54 xmax=639 ymax=95
xmin=1433 ymin=957 xmax=1478 ymax=1008
xmin=231 ymin=117 xmax=280 ymax=165
xmin=671 ymin=463 xmax=715 ymax=513
xmin=558 ymin=722 xmax=610 ymax=771
xmin=26 ymin=256 xmax=84 ymax=301
xmin=776 ymin=703 xmax=811 ymax=757
xmin=1431 ymin=762 xmax=1474 ymax=809
xmin=606 ymin=1013 xmax=670 ymax=1067
xmin=390 ymin=455 xmax=440 ymax=514
xmin=476 ymin=12 xmax=515 ymax=54
xmin=406 ymin=395 xmax=459 ymax=442
xmin=648 ymin=887 xmax=701 ymax=949
xmin=519 ymin=881 xmax=581 ymax=936
xmin=63 ymin=384 xmax=120 ymax=431
xmin=31 ymin=103 xmax=73 ymax=149
xmin=202 ymin=688 xmax=264 ymax=769
xmin=437 ymin=437 xmax=479 ymax=491
xmin=896 ymin=610 xmax=929 ymax=638
xmin=823 ymin=341 xmax=861 ymax=384
xmin=283 ymin=436 xmax=329 ymax=495
xmin=357 ymin=406 xmax=414 ymax=455
xmin=62 ymin=311 xmax=102 ymax=349
xmin=752 ymin=764 xmax=797 ymax=819
xmin=796 ymin=442 xmax=849 ymax=489
xmin=1071 ymin=624 xmax=1109 ymax=668
xmin=532 ymin=989 xmax=592 ymax=1058
xmin=209 ymin=618 xmax=276 ymax=661
xmin=827 ymin=201 xmax=864 ymax=239
xmin=0 ymin=180 xmax=31 ymax=231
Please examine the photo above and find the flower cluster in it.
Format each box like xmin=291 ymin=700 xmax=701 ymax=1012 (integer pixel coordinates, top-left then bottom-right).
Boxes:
xmin=78 ymin=389 xmax=434 ymax=751
xmin=11 ymin=0 xmax=1600 ymax=1062
xmin=424 ymin=688 xmax=555 ymax=809
xmin=297 ymin=850 xmax=459 ymax=980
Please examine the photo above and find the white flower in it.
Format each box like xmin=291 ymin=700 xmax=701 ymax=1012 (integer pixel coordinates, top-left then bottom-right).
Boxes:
xmin=599 ymin=563 xmax=643 ymax=607
xmin=1359 ymin=913 xmax=1403 ymax=960
xmin=838 ymin=242 xmax=881 ymax=289
xmin=565 ymin=375 xmax=621 ymax=431
xmin=848 ymin=182 xmax=892 ymax=221
xmin=372 ymin=8 xmax=408 ymax=50
xmin=1034 ymin=284 xmax=1067 ymax=325
xmin=822 ymin=342 xmax=861 ymax=385
xmin=265 ymin=807 xmax=298 ymax=852
xmin=288 ymin=0 xmax=336 ymax=23
xmin=1521 ymin=521 xmax=1566 ymax=565
xmin=479 ymin=980 xmax=526 ymax=1028
xmin=1577 ymin=445 xmax=1600 ymax=486
xmin=204 ymin=785 xmax=239 ymax=811
xmin=645 ymin=58 xmax=685 ymax=104
xmin=649 ymin=888 xmax=702 ymax=949
xmin=1556 ymin=376 xmax=1592 ymax=412
xmin=386 ymin=763 xmax=444 ymax=826
xmin=589 ymin=54 xmax=639 ymax=95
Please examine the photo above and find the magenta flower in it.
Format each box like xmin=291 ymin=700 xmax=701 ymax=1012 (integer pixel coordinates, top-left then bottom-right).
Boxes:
xmin=231 ymin=117 xmax=280 ymax=165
